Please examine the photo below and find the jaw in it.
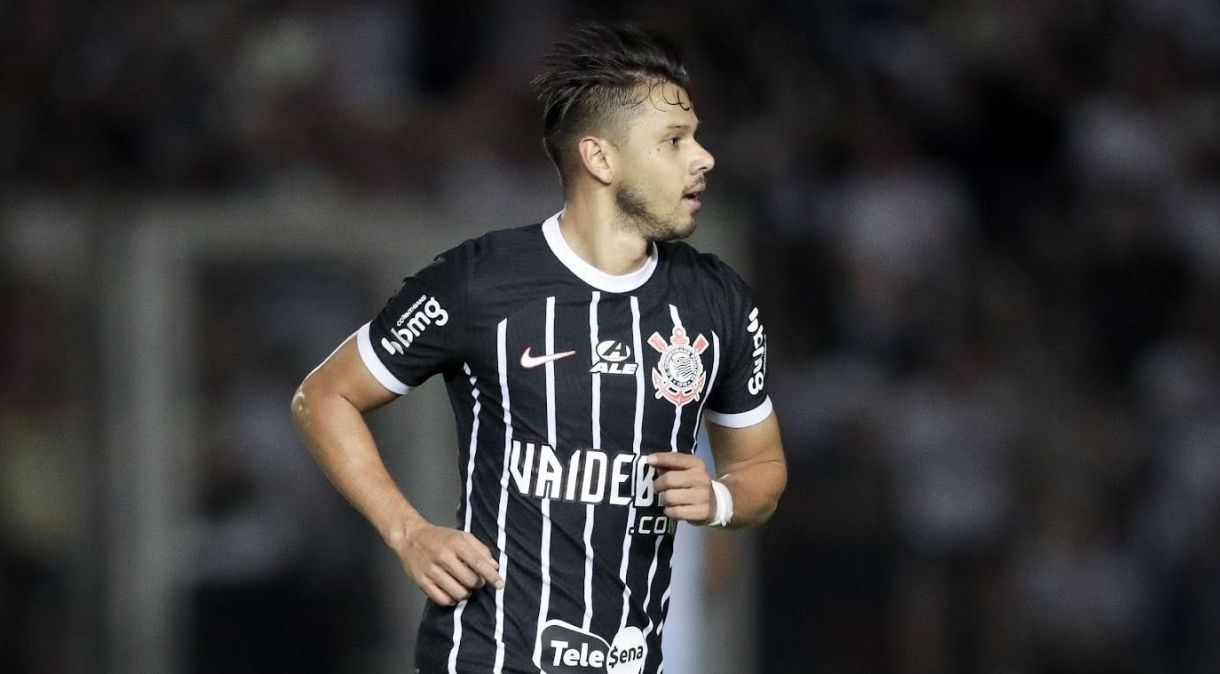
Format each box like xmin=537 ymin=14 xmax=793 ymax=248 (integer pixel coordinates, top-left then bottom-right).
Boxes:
xmin=612 ymin=179 xmax=701 ymax=242
xmin=649 ymin=208 xmax=697 ymax=243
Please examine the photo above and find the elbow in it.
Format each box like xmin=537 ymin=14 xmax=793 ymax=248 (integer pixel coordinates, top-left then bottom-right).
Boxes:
xmin=730 ymin=454 xmax=786 ymax=528
xmin=290 ymin=377 xmax=328 ymax=462
xmin=757 ymin=454 xmax=788 ymax=525
xmin=290 ymin=375 xmax=316 ymax=432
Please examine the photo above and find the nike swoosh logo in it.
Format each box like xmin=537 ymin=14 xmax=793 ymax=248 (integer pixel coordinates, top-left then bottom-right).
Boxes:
xmin=520 ymin=347 xmax=577 ymax=369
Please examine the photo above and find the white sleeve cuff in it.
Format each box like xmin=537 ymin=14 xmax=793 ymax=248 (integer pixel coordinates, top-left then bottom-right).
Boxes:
xmin=356 ymin=323 xmax=411 ymax=395
xmin=704 ymin=396 xmax=772 ymax=428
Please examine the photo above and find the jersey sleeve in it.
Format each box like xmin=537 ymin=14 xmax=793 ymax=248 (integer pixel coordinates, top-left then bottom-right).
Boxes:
xmin=357 ymin=245 xmax=470 ymax=394
xmin=703 ymin=263 xmax=773 ymax=428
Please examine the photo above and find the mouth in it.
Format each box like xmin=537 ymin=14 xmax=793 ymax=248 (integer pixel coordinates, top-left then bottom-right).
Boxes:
xmin=682 ymin=184 xmax=705 ymax=211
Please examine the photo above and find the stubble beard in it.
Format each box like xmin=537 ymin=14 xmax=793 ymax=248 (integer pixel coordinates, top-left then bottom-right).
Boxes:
xmin=614 ymin=178 xmax=695 ymax=243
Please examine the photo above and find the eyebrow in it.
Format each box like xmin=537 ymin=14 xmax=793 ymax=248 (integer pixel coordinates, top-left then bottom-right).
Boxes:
xmin=665 ymin=121 xmax=700 ymax=132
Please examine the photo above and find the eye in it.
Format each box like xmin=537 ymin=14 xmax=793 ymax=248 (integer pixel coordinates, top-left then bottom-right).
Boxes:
xmin=667 ymin=137 xmax=681 ymax=147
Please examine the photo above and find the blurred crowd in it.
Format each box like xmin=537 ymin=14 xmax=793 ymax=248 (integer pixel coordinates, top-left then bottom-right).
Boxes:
xmin=3 ymin=1 xmax=1220 ymax=673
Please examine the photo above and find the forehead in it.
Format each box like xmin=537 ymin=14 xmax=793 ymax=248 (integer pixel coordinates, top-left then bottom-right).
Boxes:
xmin=623 ymin=80 xmax=698 ymax=133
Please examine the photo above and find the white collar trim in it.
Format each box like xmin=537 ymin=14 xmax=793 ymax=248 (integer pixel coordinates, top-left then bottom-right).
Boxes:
xmin=541 ymin=211 xmax=658 ymax=293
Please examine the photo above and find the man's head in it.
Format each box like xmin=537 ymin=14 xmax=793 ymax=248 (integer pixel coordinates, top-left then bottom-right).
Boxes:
xmin=532 ymin=22 xmax=715 ymax=241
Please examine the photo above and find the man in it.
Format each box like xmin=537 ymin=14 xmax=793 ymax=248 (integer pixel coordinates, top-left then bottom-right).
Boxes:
xmin=291 ymin=22 xmax=786 ymax=674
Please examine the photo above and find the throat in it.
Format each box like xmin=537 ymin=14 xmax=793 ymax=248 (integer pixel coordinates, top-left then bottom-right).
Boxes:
xmin=559 ymin=214 xmax=653 ymax=276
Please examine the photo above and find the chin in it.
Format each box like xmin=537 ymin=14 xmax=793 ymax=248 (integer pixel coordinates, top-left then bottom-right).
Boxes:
xmin=651 ymin=218 xmax=697 ymax=243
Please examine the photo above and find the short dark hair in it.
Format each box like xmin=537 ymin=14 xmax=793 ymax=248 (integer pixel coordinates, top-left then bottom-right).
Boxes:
xmin=531 ymin=22 xmax=688 ymax=186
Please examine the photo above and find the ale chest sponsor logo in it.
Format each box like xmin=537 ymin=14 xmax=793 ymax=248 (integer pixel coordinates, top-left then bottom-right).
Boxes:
xmin=537 ymin=620 xmax=647 ymax=674
xmin=589 ymin=340 xmax=638 ymax=375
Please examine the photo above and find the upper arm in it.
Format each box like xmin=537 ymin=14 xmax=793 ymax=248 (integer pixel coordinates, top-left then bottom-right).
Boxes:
xmin=354 ymin=241 xmax=474 ymax=395
xmin=297 ymin=243 xmax=473 ymax=417
xmin=297 ymin=332 xmax=398 ymax=414
xmin=702 ymin=258 xmax=772 ymax=428
xmin=706 ymin=412 xmax=785 ymax=477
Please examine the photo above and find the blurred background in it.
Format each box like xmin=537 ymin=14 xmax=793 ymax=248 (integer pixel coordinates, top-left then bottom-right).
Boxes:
xmin=3 ymin=1 xmax=1220 ymax=673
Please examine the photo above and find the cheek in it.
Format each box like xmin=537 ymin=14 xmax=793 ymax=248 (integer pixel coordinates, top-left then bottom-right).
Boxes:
xmin=627 ymin=152 xmax=682 ymax=201
xmin=644 ymin=151 xmax=682 ymax=181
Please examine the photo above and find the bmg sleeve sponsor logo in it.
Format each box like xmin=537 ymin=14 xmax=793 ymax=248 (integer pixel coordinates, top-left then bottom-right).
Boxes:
xmin=537 ymin=620 xmax=647 ymax=674
xmin=381 ymin=295 xmax=449 ymax=355
xmin=745 ymin=306 xmax=766 ymax=395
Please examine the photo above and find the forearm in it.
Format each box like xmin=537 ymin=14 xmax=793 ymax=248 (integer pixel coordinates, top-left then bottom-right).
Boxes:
xmin=290 ymin=385 xmax=426 ymax=547
xmin=718 ymin=457 xmax=786 ymax=528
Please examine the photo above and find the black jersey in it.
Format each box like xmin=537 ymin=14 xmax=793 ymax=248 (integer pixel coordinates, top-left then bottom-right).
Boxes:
xmin=358 ymin=213 xmax=772 ymax=674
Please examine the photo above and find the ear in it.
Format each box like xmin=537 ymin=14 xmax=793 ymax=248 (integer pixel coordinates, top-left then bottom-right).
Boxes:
xmin=577 ymin=135 xmax=614 ymax=185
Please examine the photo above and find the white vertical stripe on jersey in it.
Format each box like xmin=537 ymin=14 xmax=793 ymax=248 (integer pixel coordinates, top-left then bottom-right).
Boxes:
xmin=657 ymin=585 xmax=673 ymax=637
xmin=656 ymin=586 xmax=673 ymax=674
xmin=546 ymin=295 xmax=558 ymax=445
xmin=619 ymin=295 xmax=645 ymax=631
xmin=667 ymin=306 xmax=686 ymax=453
xmin=533 ymin=297 xmax=557 ymax=665
xmin=692 ymin=332 xmax=723 ymax=452
xmin=493 ymin=319 xmax=511 ymax=674
xmin=644 ymin=307 xmax=686 ymax=637
xmin=641 ymin=535 xmax=664 ymax=637
xmin=584 ymin=291 xmax=601 ymax=631
xmin=448 ymin=363 xmax=482 ymax=673
xmin=660 ymin=333 xmax=710 ymax=646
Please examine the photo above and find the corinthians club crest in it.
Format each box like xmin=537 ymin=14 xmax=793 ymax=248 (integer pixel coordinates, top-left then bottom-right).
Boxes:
xmin=648 ymin=325 xmax=709 ymax=408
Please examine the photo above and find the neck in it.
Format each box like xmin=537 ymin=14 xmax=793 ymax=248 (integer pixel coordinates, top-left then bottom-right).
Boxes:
xmin=557 ymin=191 xmax=652 ymax=276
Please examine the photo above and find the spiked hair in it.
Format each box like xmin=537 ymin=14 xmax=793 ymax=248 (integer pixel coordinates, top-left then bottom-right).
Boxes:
xmin=531 ymin=22 xmax=688 ymax=187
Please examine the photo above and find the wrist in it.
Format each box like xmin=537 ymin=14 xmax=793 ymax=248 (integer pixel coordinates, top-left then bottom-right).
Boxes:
xmin=383 ymin=513 xmax=429 ymax=552
xmin=708 ymin=478 xmax=734 ymax=527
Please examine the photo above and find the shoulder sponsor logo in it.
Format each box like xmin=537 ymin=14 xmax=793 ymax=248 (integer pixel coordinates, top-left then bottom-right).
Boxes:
xmin=590 ymin=340 xmax=637 ymax=375
xmin=522 ymin=347 xmax=577 ymax=369
xmin=381 ymin=295 xmax=448 ymax=355
xmin=746 ymin=306 xmax=766 ymax=395
xmin=537 ymin=620 xmax=647 ymax=674
xmin=648 ymin=325 xmax=709 ymax=408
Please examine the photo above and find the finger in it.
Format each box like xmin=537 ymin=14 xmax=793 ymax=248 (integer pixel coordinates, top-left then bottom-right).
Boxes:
xmin=430 ymin=568 xmax=473 ymax=603
xmin=655 ymin=470 xmax=706 ymax=492
xmin=474 ymin=557 xmax=504 ymax=589
xmin=463 ymin=532 xmax=500 ymax=569
xmin=653 ymin=472 xmax=676 ymax=493
xmin=647 ymin=452 xmax=700 ymax=471
xmin=665 ymin=504 xmax=711 ymax=523
xmin=658 ymin=487 xmax=707 ymax=507
xmin=421 ymin=579 xmax=457 ymax=607
xmin=458 ymin=542 xmax=504 ymax=588
xmin=441 ymin=552 xmax=482 ymax=589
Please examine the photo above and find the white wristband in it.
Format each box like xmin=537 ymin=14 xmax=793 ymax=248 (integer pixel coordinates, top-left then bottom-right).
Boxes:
xmin=709 ymin=479 xmax=734 ymax=527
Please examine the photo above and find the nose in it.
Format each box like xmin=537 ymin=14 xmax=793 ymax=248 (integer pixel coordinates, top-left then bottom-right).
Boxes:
xmin=692 ymin=140 xmax=715 ymax=174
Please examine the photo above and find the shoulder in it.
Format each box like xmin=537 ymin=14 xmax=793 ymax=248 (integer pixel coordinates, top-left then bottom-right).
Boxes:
xmin=436 ymin=223 xmax=542 ymax=266
xmin=415 ymin=223 xmax=544 ymax=283
xmin=658 ymin=240 xmax=752 ymax=298
xmin=422 ymin=223 xmax=552 ymax=319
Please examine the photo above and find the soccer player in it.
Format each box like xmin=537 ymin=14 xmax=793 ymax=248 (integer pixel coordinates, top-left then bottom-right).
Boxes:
xmin=291 ymin=22 xmax=786 ymax=674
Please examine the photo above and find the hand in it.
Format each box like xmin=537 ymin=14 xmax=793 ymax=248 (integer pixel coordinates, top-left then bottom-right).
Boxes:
xmin=648 ymin=452 xmax=715 ymax=525
xmin=391 ymin=521 xmax=503 ymax=606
